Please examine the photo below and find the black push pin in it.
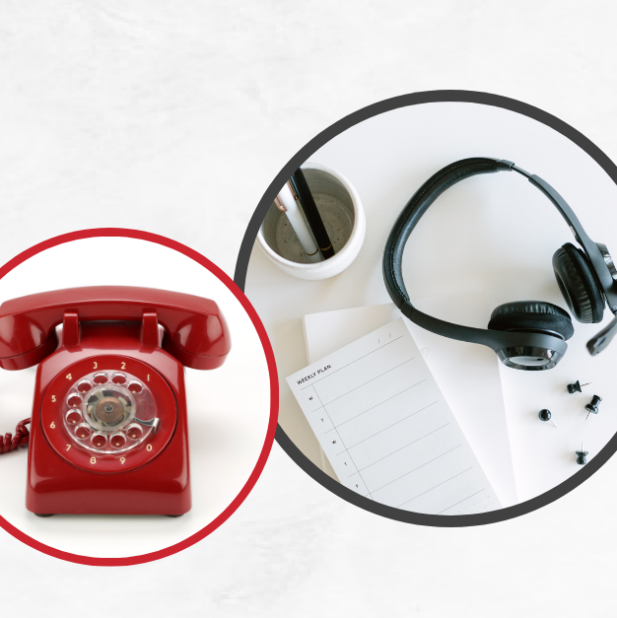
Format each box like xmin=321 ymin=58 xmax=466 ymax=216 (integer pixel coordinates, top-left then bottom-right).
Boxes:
xmin=567 ymin=380 xmax=591 ymax=394
xmin=576 ymin=444 xmax=588 ymax=465
xmin=538 ymin=408 xmax=557 ymax=427
xmin=584 ymin=395 xmax=602 ymax=420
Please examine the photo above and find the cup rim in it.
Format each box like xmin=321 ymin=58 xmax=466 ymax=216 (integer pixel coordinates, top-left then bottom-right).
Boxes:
xmin=257 ymin=162 xmax=364 ymax=269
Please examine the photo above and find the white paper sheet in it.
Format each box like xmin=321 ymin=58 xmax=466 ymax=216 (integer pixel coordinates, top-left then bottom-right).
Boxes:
xmin=287 ymin=318 xmax=502 ymax=515
xmin=302 ymin=294 xmax=518 ymax=507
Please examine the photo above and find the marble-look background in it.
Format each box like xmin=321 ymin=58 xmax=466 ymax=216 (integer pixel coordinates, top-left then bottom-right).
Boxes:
xmin=1 ymin=1 xmax=617 ymax=616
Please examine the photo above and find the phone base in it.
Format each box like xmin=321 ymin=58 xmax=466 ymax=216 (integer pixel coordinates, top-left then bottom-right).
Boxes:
xmin=26 ymin=418 xmax=192 ymax=516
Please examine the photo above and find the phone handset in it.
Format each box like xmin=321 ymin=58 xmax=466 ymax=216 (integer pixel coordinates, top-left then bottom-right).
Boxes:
xmin=0 ymin=286 xmax=231 ymax=370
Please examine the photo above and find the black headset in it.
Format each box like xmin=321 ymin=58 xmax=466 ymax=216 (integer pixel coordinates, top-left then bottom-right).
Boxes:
xmin=383 ymin=157 xmax=617 ymax=371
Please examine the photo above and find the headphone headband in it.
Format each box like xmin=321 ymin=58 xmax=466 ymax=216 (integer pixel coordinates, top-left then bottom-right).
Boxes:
xmin=384 ymin=157 xmax=512 ymax=306
xmin=383 ymin=157 xmax=615 ymax=362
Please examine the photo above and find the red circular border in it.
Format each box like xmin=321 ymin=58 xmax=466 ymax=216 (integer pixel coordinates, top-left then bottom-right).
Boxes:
xmin=0 ymin=228 xmax=279 ymax=566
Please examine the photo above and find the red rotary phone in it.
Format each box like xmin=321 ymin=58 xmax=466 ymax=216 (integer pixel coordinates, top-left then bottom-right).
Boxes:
xmin=0 ymin=286 xmax=231 ymax=516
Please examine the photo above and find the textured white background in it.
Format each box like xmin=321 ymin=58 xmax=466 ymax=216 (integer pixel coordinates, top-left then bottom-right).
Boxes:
xmin=1 ymin=1 xmax=617 ymax=616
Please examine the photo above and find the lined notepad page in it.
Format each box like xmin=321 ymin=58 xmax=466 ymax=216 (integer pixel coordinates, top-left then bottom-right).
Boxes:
xmin=287 ymin=318 xmax=501 ymax=515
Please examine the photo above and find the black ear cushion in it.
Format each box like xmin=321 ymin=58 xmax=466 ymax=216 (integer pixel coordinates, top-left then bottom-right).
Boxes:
xmin=553 ymin=243 xmax=604 ymax=324
xmin=488 ymin=301 xmax=574 ymax=341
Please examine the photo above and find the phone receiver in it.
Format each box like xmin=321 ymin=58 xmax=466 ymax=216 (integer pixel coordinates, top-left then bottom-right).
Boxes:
xmin=0 ymin=286 xmax=231 ymax=370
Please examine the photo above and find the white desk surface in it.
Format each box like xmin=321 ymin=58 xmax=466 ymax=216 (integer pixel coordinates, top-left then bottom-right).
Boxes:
xmin=245 ymin=101 xmax=617 ymax=504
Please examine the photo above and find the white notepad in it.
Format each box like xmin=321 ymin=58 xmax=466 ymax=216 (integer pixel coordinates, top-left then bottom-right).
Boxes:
xmin=301 ymin=296 xmax=517 ymax=507
xmin=287 ymin=318 xmax=502 ymax=515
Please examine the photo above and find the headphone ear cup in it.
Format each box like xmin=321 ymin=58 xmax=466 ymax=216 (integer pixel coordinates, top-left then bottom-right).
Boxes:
xmin=488 ymin=301 xmax=574 ymax=341
xmin=553 ymin=243 xmax=604 ymax=323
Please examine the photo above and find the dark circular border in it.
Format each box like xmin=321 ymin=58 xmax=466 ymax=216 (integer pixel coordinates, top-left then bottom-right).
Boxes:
xmin=233 ymin=89 xmax=617 ymax=527
xmin=0 ymin=228 xmax=279 ymax=564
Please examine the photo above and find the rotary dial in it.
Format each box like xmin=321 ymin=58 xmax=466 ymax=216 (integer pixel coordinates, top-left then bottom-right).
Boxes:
xmin=63 ymin=370 xmax=158 ymax=455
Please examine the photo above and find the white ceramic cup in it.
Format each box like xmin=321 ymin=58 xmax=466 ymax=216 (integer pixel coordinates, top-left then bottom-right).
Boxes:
xmin=257 ymin=162 xmax=365 ymax=280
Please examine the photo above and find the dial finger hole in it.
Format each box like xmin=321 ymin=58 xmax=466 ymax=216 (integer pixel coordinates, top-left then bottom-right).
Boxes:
xmin=112 ymin=373 xmax=127 ymax=384
xmin=91 ymin=433 xmax=107 ymax=448
xmin=75 ymin=424 xmax=91 ymax=439
xmin=93 ymin=373 xmax=108 ymax=384
xmin=77 ymin=380 xmax=92 ymax=393
xmin=127 ymin=424 xmax=143 ymax=440
xmin=67 ymin=394 xmax=82 ymax=407
xmin=66 ymin=411 xmax=82 ymax=425
xmin=110 ymin=434 xmax=126 ymax=448
xmin=128 ymin=382 xmax=142 ymax=394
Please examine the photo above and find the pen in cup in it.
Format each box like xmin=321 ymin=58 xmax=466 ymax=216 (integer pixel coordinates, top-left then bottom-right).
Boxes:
xmin=290 ymin=169 xmax=336 ymax=260
xmin=274 ymin=182 xmax=321 ymax=263
xmin=258 ymin=162 xmax=365 ymax=280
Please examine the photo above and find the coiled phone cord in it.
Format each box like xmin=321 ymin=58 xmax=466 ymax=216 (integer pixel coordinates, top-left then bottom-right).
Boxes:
xmin=0 ymin=418 xmax=30 ymax=454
